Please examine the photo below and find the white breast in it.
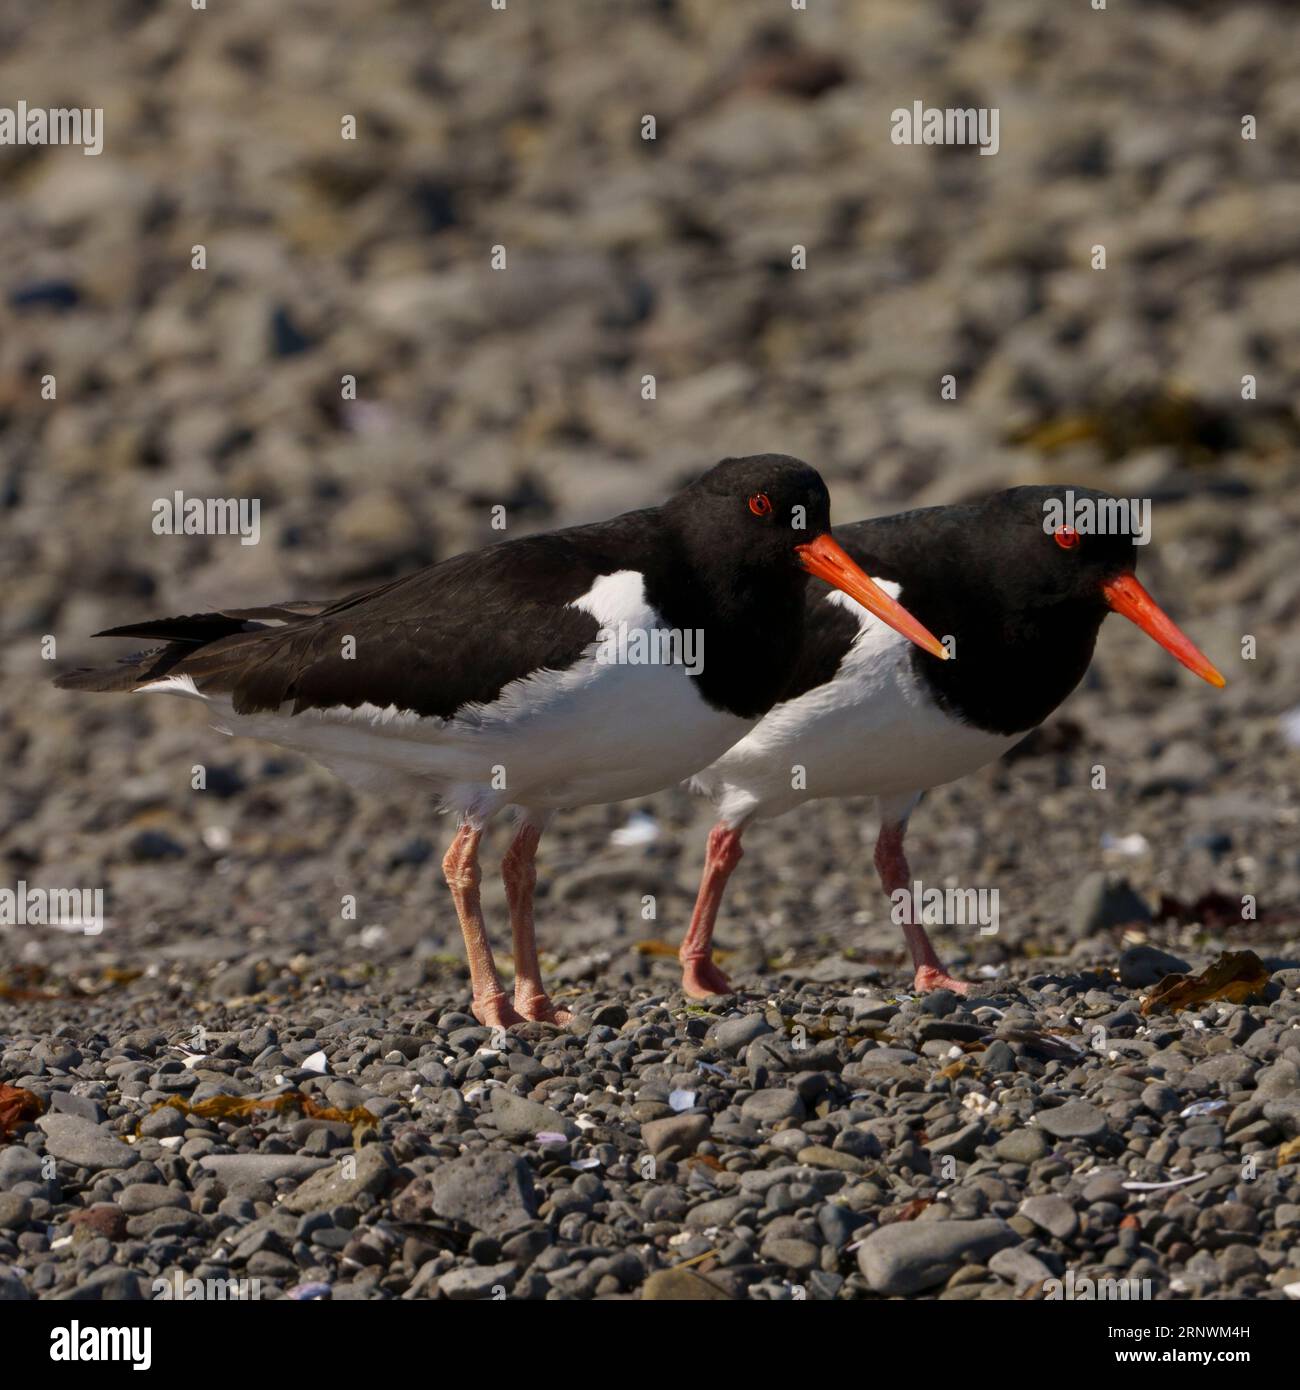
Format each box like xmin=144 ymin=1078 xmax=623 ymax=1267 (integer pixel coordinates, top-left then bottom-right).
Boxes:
xmin=692 ymin=584 xmax=1019 ymax=825
xmin=144 ymin=570 xmax=752 ymax=820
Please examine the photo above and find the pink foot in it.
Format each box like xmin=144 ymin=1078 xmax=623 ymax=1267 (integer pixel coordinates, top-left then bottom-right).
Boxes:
xmin=913 ymin=965 xmax=973 ymax=996
xmin=681 ymin=957 xmax=734 ymax=998
xmin=514 ymin=991 xmax=572 ymax=1026
xmin=472 ymin=991 xmax=525 ymax=1027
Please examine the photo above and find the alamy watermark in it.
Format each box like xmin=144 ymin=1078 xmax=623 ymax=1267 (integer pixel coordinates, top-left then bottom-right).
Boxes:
xmin=1 ymin=102 xmax=103 ymax=156
xmin=153 ymin=1273 xmax=261 ymax=1300
xmin=890 ymin=879 xmax=999 ymax=935
xmin=0 ymin=882 xmax=103 ymax=935
xmin=152 ymin=491 xmax=261 ymax=545
xmin=49 ymin=1322 xmax=149 ymax=1370
xmin=1042 ymin=490 xmax=1151 ymax=544
xmin=890 ymin=101 xmax=999 ymax=156
xmin=595 ymin=623 xmax=704 ymax=676
xmin=1046 ymin=1270 xmax=1152 ymax=1300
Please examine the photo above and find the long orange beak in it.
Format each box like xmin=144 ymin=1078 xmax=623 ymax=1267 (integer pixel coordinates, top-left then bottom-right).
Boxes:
xmin=796 ymin=534 xmax=948 ymax=660
xmin=1103 ymin=573 xmax=1225 ymax=687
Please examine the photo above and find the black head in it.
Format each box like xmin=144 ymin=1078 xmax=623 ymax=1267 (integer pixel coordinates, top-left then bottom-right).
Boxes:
xmin=968 ymin=485 xmax=1144 ymax=616
xmin=838 ymin=483 xmax=1223 ymax=735
xmin=966 ymin=487 xmax=1219 ymax=683
xmin=667 ymin=454 xmax=946 ymax=659
xmin=667 ymin=454 xmax=832 ymax=571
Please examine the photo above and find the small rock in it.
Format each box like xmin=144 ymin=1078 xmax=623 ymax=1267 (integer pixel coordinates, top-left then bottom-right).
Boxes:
xmin=0 ymin=1194 xmax=33 ymax=1229
xmin=1119 ymin=946 xmax=1193 ymax=990
xmin=199 ymin=1154 xmax=331 ymax=1187
xmin=139 ymin=1107 xmax=187 ymax=1139
xmin=760 ymin=1235 xmax=820 ymax=1272
xmin=1070 ymin=872 xmax=1151 ymax=935
xmin=858 ymin=1219 xmax=1017 ymax=1295
xmin=994 ymin=1128 xmax=1050 ymax=1164
xmin=989 ymin=1245 xmax=1055 ymax=1289
xmin=796 ymin=1145 xmax=865 ymax=1173
xmin=68 ymin=1204 xmax=128 ymax=1241
xmin=438 ymin=1261 xmax=518 ymax=1300
xmin=427 ymin=1152 xmax=538 ymax=1237
xmin=642 ymin=1268 xmax=731 ymax=1300
xmin=1037 ymin=1100 xmax=1107 ymax=1141
xmin=282 ymin=1145 xmax=395 ymax=1214
xmin=926 ymin=1122 xmax=985 ymax=1162
xmin=37 ymin=1114 xmax=140 ymax=1173
xmin=641 ymin=1113 xmax=711 ymax=1161
xmin=740 ymin=1089 xmax=805 ymax=1127
xmin=117 ymin=1184 xmax=189 ymax=1215
xmin=711 ymin=1014 xmax=773 ymax=1054
xmin=56 ymin=1267 xmax=145 ymax=1301
xmin=127 ymin=828 xmax=186 ymax=862
xmin=491 ymin=1090 xmax=578 ymax=1142
xmin=1019 ymin=1194 xmax=1079 ymax=1240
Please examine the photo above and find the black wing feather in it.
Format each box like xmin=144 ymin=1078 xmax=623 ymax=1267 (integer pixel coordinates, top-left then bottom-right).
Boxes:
xmin=55 ymin=519 xmax=655 ymax=717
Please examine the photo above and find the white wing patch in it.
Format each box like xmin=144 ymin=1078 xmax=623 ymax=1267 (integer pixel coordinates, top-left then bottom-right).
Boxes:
xmin=568 ymin=569 xmax=652 ymax=627
xmin=133 ymin=673 xmax=206 ymax=699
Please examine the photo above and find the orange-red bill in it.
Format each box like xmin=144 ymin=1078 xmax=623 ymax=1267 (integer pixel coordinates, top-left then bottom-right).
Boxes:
xmin=1103 ymin=573 xmax=1225 ymax=688
xmin=796 ymin=534 xmax=948 ymax=660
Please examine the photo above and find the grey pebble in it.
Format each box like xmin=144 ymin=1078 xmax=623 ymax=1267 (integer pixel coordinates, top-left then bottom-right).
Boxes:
xmin=37 ymin=1114 xmax=141 ymax=1173
xmin=199 ymin=1154 xmax=333 ymax=1186
xmin=426 ymin=1152 xmax=538 ymax=1237
xmin=490 ymin=1089 xmax=578 ymax=1142
xmin=1037 ymin=1100 xmax=1107 ymax=1141
xmin=1019 ymin=1194 xmax=1079 ymax=1240
xmin=711 ymin=1014 xmax=773 ymax=1053
xmin=858 ymin=1218 xmax=1018 ymax=1296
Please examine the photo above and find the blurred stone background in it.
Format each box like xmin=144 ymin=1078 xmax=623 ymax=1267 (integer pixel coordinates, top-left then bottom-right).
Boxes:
xmin=1 ymin=0 xmax=1298 ymax=998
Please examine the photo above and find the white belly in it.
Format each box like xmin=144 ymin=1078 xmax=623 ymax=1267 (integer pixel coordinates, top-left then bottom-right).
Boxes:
xmin=141 ymin=570 xmax=752 ymax=820
xmin=693 ymin=587 xmax=1019 ymax=824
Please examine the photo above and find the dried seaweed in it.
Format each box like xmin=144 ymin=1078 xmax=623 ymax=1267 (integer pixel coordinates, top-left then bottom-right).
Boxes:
xmin=683 ymin=1153 xmax=724 ymax=1174
xmin=139 ymin=1089 xmax=376 ymax=1139
xmin=0 ymin=1083 xmax=43 ymax=1140
xmin=885 ymin=1198 xmax=934 ymax=1223
xmin=0 ymin=964 xmax=143 ymax=1001
xmin=1140 ymin=950 xmax=1271 ymax=1016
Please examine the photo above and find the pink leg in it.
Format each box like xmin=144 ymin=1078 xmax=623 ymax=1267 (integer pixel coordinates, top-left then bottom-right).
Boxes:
xmin=679 ymin=822 xmax=745 ymax=997
xmin=442 ymin=823 xmax=522 ymax=1028
xmin=874 ymin=821 xmax=972 ymax=995
xmin=502 ymin=820 xmax=570 ymax=1025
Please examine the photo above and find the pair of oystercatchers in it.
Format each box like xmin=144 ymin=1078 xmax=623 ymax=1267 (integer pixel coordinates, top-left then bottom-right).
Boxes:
xmin=56 ymin=461 xmax=1224 ymax=1017
xmin=56 ymin=456 xmax=944 ymax=1026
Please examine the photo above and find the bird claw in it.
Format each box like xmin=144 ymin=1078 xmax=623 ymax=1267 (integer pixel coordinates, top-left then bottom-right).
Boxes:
xmin=472 ymin=991 xmax=526 ymax=1028
xmin=681 ymin=957 xmax=734 ymax=999
xmin=913 ymin=965 xmax=973 ymax=996
xmin=514 ymin=991 xmax=572 ymax=1026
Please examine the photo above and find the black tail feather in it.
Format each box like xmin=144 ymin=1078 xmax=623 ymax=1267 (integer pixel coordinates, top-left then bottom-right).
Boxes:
xmin=54 ymin=643 xmax=195 ymax=692
xmin=96 ymin=602 xmax=329 ymax=646
xmin=55 ymin=602 xmax=327 ymax=694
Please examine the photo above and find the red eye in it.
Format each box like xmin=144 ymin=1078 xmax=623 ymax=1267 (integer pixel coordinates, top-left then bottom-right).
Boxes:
xmin=748 ymin=493 xmax=772 ymax=518
xmin=1055 ymin=525 xmax=1080 ymax=551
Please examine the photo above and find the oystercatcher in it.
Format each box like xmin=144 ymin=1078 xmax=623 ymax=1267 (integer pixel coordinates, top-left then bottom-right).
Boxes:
xmin=56 ymin=455 xmax=946 ymax=1027
xmin=679 ymin=484 xmax=1226 ymax=998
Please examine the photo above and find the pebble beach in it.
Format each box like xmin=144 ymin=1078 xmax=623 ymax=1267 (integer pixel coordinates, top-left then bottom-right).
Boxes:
xmin=1 ymin=0 xmax=1299 ymax=1308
